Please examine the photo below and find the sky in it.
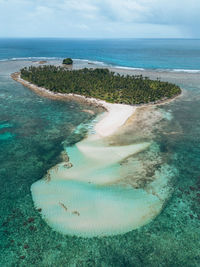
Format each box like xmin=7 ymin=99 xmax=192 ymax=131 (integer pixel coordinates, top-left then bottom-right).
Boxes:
xmin=0 ymin=0 xmax=199 ymax=38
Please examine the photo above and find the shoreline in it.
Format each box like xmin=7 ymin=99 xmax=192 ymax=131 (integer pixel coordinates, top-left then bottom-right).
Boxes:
xmin=4 ymin=57 xmax=200 ymax=74
xmin=11 ymin=72 xmax=106 ymax=110
xmin=11 ymin=72 xmax=136 ymax=137
xmin=11 ymin=71 xmax=181 ymax=137
xmin=11 ymin=66 xmax=183 ymax=237
xmin=11 ymin=70 xmax=182 ymax=106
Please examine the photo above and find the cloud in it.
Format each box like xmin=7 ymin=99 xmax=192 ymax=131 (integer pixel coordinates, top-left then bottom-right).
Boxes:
xmin=0 ymin=0 xmax=199 ymax=37
xmin=99 ymin=0 xmax=152 ymax=23
xmin=98 ymin=0 xmax=200 ymax=27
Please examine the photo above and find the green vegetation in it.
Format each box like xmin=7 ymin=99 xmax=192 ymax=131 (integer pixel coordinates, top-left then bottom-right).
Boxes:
xmin=20 ymin=66 xmax=181 ymax=104
xmin=62 ymin=58 xmax=73 ymax=65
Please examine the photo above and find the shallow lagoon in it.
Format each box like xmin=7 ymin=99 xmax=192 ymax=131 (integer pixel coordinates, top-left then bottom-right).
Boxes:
xmin=0 ymin=60 xmax=200 ymax=266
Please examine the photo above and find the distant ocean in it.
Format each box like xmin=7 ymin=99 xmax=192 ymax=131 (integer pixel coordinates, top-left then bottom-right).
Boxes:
xmin=1 ymin=38 xmax=200 ymax=71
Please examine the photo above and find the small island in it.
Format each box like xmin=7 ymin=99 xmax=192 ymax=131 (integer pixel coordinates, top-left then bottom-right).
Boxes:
xmin=62 ymin=58 xmax=73 ymax=65
xmin=20 ymin=65 xmax=181 ymax=104
xmin=11 ymin=64 xmax=182 ymax=238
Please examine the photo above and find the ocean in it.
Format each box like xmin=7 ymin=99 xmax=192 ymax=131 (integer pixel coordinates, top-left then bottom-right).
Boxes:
xmin=1 ymin=38 xmax=200 ymax=71
xmin=0 ymin=39 xmax=200 ymax=266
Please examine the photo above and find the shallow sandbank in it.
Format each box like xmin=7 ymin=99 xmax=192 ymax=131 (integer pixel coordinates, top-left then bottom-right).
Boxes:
xmin=11 ymin=65 xmax=179 ymax=238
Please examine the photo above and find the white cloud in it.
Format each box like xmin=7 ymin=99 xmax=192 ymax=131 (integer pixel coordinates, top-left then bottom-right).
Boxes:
xmin=77 ymin=24 xmax=90 ymax=30
xmin=63 ymin=0 xmax=98 ymax=12
xmin=0 ymin=0 xmax=199 ymax=37
xmin=99 ymin=0 xmax=152 ymax=22
xmin=29 ymin=6 xmax=53 ymax=18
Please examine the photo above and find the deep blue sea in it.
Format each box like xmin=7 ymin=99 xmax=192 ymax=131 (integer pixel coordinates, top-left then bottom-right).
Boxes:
xmin=1 ymin=38 xmax=200 ymax=70
xmin=0 ymin=39 xmax=200 ymax=266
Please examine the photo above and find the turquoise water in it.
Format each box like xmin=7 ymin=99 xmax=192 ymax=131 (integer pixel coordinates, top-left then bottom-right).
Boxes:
xmin=0 ymin=55 xmax=200 ymax=264
xmin=1 ymin=38 xmax=200 ymax=70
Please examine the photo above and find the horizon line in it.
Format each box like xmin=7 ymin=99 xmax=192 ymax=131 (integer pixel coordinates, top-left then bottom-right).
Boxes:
xmin=0 ymin=37 xmax=200 ymax=40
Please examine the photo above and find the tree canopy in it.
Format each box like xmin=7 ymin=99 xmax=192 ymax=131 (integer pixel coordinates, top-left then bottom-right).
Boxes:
xmin=20 ymin=66 xmax=181 ymax=104
xmin=62 ymin=58 xmax=73 ymax=65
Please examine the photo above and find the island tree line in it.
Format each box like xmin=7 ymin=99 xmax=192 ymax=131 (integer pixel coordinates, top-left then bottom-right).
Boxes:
xmin=20 ymin=66 xmax=181 ymax=104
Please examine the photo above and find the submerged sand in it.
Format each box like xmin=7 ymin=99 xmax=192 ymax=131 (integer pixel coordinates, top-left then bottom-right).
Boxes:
xmin=30 ymin=103 xmax=171 ymax=237
xmin=12 ymin=68 xmax=178 ymax=237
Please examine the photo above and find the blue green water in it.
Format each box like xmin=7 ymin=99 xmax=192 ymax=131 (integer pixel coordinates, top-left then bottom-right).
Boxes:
xmin=0 ymin=40 xmax=200 ymax=266
xmin=1 ymin=38 xmax=200 ymax=70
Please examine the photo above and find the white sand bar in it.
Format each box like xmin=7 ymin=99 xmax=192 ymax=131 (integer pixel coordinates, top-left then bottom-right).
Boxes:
xmin=95 ymin=103 xmax=136 ymax=137
xmin=31 ymin=180 xmax=162 ymax=237
xmin=31 ymin=94 xmax=167 ymax=238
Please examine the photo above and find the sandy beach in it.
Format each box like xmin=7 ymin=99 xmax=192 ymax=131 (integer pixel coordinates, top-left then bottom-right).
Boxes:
xmin=1 ymin=35 xmax=199 ymax=265
xmin=11 ymin=72 xmax=137 ymax=137
xmin=11 ymin=65 xmax=180 ymax=237
xmin=11 ymin=70 xmax=181 ymax=137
